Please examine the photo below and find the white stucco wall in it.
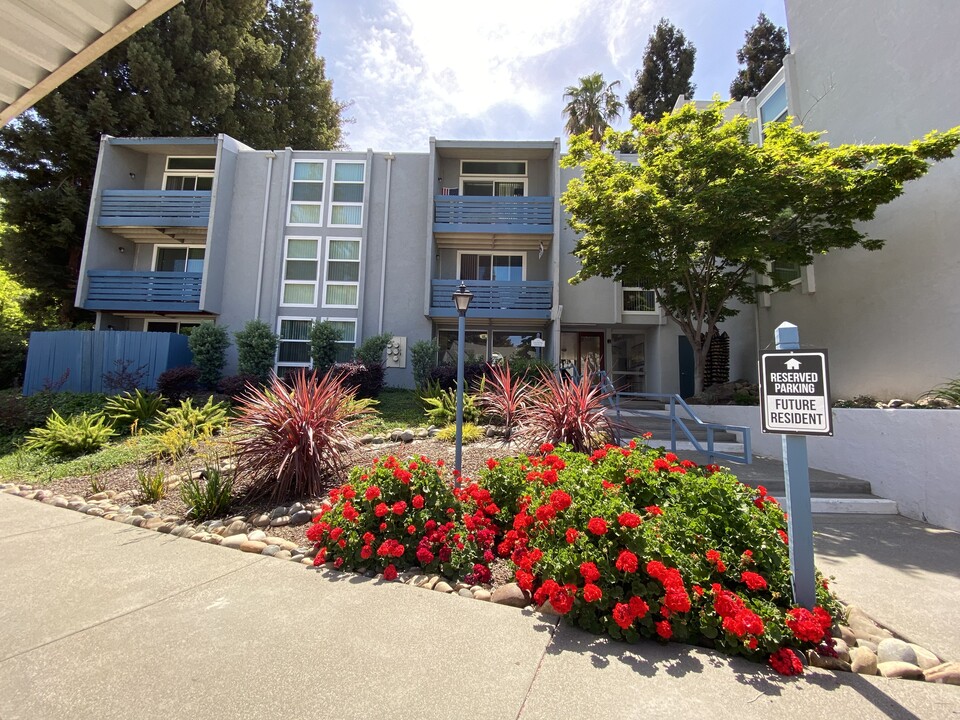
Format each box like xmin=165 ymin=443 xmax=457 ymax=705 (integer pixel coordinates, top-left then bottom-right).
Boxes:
xmin=693 ymin=405 xmax=960 ymax=532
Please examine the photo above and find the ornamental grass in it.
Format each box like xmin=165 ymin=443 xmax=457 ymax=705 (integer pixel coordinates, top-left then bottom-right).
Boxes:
xmin=306 ymin=439 xmax=841 ymax=675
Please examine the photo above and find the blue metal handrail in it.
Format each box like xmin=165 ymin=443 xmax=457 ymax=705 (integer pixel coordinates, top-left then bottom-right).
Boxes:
xmin=598 ymin=374 xmax=752 ymax=465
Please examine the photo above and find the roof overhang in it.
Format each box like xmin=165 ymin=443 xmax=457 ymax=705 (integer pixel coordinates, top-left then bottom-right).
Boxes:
xmin=0 ymin=0 xmax=180 ymax=127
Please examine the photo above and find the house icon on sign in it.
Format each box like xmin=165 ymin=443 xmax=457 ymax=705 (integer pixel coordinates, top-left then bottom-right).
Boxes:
xmin=784 ymin=358 xmax=802 ymax=370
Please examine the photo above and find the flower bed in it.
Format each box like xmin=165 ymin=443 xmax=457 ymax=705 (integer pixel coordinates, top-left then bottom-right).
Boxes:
xmin=306 ymin=440 xmax=841 ymax=675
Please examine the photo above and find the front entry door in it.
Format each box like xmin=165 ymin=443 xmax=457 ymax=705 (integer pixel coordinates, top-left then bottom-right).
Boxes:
xmin=560 ymin=331 xmax=605 ymax=379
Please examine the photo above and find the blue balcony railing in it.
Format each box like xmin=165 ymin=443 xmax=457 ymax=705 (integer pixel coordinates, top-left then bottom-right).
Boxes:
xmin=84 ymin=270 xmax=202 ymax=312
xmin=430 ymin=279 xmax=552 ymax=319
xmin=98 ymin=190 xmax=211 ymax=227
xmin=434 ymin=196 xmax=553 ymax=234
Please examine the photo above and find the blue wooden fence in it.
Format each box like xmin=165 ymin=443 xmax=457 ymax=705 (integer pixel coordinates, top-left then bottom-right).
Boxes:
xmin=22 ymin=331 xmax=193 ymax=396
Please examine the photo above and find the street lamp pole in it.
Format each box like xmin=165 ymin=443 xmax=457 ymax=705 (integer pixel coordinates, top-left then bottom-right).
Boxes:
xmin=452 ymin=282 xmax=473 ymax=483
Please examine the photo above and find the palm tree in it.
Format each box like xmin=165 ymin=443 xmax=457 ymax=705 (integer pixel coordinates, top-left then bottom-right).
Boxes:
xmin=562 ymin=73 xmax=624 ymax=143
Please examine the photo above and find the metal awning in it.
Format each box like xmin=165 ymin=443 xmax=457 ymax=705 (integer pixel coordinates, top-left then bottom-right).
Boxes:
xmin=0 ymin=0 xmax=180 ymax=126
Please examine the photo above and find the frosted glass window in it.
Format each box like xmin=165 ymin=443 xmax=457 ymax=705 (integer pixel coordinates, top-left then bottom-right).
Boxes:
xmin=282 ymin=238 xmax=318 ymax=306
xmin=289 ymin=161 xmax=325 ymax=225
xmin=329 ymin=162 xmax=365 ymax=227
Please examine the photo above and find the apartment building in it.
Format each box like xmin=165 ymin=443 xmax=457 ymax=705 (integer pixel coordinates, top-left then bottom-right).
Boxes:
xmin=74 ymin=133 xmax=731 ymax=394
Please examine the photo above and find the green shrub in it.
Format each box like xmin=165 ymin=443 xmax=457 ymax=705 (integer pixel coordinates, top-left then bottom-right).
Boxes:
xmin=22 ymin=391 xmax=108 ymax=426
xmin=188 ymin=322 xmax=231 ymax=388
xmin=234 ymin=320 xmax=278 ymax=381
xmin=149 ymin=425 xmax=193 ymax=460
xmin=410 ymin=339 xmax=439 ymax=389
xmin=104 ymin=390 xmax=164 ymax=434
xmin=435 ymin=422 xmax=483 ymax=443
xmin=422 ymin=386 xmax=481 ymax=426
xmin=354 ymin=332 xmax=392 ymax=367
xmin=310 ymin=321 xmax=342 ymax=374
xmin=180 ymin=461 xmax=233 ymax=520
xmin=506 ymin=356 xmax=554 ymax=378
xmin=24 ymin=411 xmax=115 ymax=457
xmin=152 ymin=396 xmax=229 ymax=438
xmin=136 ymin=464 xmax=166 ymax=503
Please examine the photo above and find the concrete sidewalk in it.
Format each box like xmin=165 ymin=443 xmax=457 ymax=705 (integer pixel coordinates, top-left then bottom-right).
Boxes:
xmin=1 ymin=494 xmax=958 ymax=719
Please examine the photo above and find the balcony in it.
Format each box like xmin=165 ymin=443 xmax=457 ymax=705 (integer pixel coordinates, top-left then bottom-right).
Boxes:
xmin=98 ymin=190 xmax=211 ymax=228
xmin=430 ymin=279 xmax=552 ymax=319
xmin=434 ymin=196 xmax=553 ymax=235
xmin=84 ymin=270 xmax=202 ymax=312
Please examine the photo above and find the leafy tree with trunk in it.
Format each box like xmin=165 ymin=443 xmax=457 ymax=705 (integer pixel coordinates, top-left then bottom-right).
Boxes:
xmin=562 ymin=73 xmax=624 ymax=144
xmin=561 ymin=100 xmax=960 ymax=394
xmin=235 ymin=319 xmax=279 ymax=382
xmin=730 ymin=13 xmax=789 ymax=99
xmin=0 ymin=0 xmax=344 ymax=326
xmin=626 ymin=19 xmax=696 ymax=122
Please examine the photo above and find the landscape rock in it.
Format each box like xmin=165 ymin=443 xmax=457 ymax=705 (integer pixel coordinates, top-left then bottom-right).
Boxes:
xmin=247 ymin=529 xmax=267 ymax=542
xmin=251 ymin=514 xmax=271 ymax=528
xmin=849 ymin=647 xmax=879 ymax=675
xmin=269 ymin=506 xmax=289 ymax=520
xmin=261 ymin=545 xmax=282 ymax=557
xmin=846 ymin=605 xmax=894 ymax=643
xmin=225 ymin=520 xmax=249 ymax=536
xmin=220 ymin=534 xmax=248 ymax=549
xmin=491 ymin=583 xmax=530 ymax=608
xmin=473 ymin=589 xmax=491 ymax=602
xmin=877 ymin=638 xmax=917 ymax=665
xmin=877 ymin=661 xmax=924 ymax=680
xmin=289 ymin=510 xmax=312 ymax=526
xmin=837 ymin=625 xmax=857 ymax=647
xmin=263 ymin=537 xmax=299 ymax=551
xmin=832 ymin=638 xmax=851 ymax=663
xmin=458 ymin=588 xmax=473 ymax=598
xmin=907 ymin=644 xmax=941 ymax=671
xmin=239 ymin=540 xmax=268 ymax=554
xmin=807 ymin=650 xmax=851 ymax=672
xmin=85 ymin=507 xmax=105 ymax=517
xmin=433 ymin=581 xmax=453 ymax=593
xmin=399 ymin=430 xmax=414 ymax=443
xmin=269 ymin=515 xmax=291 ymax=527
xmin=923 ymin=661 xmax=960 ymax=685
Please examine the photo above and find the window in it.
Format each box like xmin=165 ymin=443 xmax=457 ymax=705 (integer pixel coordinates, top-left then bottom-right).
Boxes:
xmin=323 ymin=238 xmax=360 ymax=307
xmin=438 ymin=330 xmax=488 ymax=364
xmin=281 ymin=238 xmax=319 ymax=306
xmin=770 ymin=260 xmax=802 ymax=285
xmin=491 ymin=332 xmax=537 ymax=364
xmin=276 ymin=318 xmax=313 ymax=374
xmin=622 ymin=286 xmax=657 ymax=313
xmin=460 ymin=160 xmax=526 ymax=196
xmin=163 ymin=157 xmax=215 ymax=191
xmin=323 ymin=318 xmax=357 ymax=362
xmin=329 ymin=161 xmax=365 ymax=227
xmin=146 ymin=321 xmax=200 ymax=336
xmin=154 ymin=246 xmax=205 ymax=273
xmin=289 ymin=161 xmax=325 ymax=225
xmin=459 ymin=252 xmax=524 ymax=281
xmin=758 ymin=82 xmax=788 ymax=144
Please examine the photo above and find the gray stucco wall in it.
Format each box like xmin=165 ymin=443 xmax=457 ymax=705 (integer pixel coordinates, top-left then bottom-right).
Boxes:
xmin=761 ymin=0 xmax=960 ymax=399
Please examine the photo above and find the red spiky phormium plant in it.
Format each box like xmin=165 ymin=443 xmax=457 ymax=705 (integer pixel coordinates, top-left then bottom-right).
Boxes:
xmin=233 ymin=369 xmax=375 ymax=502
xmin=519 ymin=369 xmax=616 ymax=453
xmin=477 ymin=362 xmax=530 ymax=441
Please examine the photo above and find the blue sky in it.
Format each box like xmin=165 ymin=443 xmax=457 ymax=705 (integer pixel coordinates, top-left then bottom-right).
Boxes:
xmin=314 ymin=1 xmax=788 ymax=151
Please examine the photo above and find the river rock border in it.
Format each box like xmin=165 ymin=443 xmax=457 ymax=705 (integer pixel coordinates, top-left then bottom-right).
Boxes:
xmin=2 ymin=480 xmax=957 ymax=685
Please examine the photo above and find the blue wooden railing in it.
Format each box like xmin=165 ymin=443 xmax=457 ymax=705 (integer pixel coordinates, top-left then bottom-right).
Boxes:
xmin=434 ymin=195 xmax=553 ymax=234
xmin=99 ymin=190 xmax=211 ymax=227
xmin=84 ymin=270 xmax=202 ymax=312
xmin=430 ymin=279 xmax=552 ymax=319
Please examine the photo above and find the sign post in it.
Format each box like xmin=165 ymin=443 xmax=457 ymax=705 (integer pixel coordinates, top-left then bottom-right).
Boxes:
xmin=759 ymin=322 xmax=832 ymax=609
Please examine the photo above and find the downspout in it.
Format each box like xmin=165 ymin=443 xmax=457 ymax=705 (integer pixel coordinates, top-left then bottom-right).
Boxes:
xmin=253 ymin=151 xmax=276 ymax=319
xmin=378 ymin=153 xmax=395 ymax=333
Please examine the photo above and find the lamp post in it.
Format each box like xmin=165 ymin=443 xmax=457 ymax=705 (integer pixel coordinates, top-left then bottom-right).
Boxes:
xmin=452 ymin=281 xmax=473 ymax=482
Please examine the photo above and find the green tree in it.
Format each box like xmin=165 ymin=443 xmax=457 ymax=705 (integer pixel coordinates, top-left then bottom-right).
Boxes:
xmin=562 ymin=73 xmax=624 ymax=144
xmin=0 ymin=0 xmax=344 ymax=326
xmin=561 ymin=101 xmax=960 ymax=394
xmin=235 ymin=319 xmax=279 ymax=382
xmin=188 ymin=322 xmax=231 ymax=388
xmin=626 ymin=19 xmax=696 ymax=122
xmin=310 ymin=321 xmax=342 ymax=374
xmin=355 ymin=332 xmax=393 ymax=367
xmin=730 ymin=13 xmax=789 ymax=99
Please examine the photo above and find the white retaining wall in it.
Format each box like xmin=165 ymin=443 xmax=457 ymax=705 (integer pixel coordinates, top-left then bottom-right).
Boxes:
xmin=692 ymin=406 xmax=960 ymax=532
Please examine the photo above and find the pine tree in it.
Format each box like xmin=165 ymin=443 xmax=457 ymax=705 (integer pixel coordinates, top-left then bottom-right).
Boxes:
xmin=729 ymin=13 xmax=789 ymax=99
xmin=0 ymin=0 xmax=343 ymax=325
xmin=626 ymin=19 xmax=696 ymax=122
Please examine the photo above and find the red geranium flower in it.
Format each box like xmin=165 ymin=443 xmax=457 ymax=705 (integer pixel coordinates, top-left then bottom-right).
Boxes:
xmin=618 ymin=512 xmax=642 ymax=528
xmin=645 ymin=505 xmax=663 ymax=516
xmin=412 ymin=494 xmax=425 ymax=509
xmin=374 ymin=502 xmax=389 ymax=517
xmin=487 ymin=458 xmax=498 ymax=470
xmin=655 ymin=620 xmax=672 ymax=640
xmin=629 ymin=596 xmax=649 ymax=619
xmin=360 ymin=544 xmax=372 ymax=560
xmin=769 ymin=648 xmax=803 ymax=676
xmin=579 ymin=561 xmax=601 ymax=583
xmin=615 ymin=550 xmax=639 ymax=574
xmin=587 ymin=517 xmax=608 ymax=535
xmin=582 ymin=583 xmax=603 ymax=603
xmin=364 ymin=486 xmax=381 ymax=501
xmin=786 ymin=608 xmax=826 ymax=644
xmin=549 ymin=490 xmax=572 ymax=511
xmin=612 ymin=602 xmax=634 ymax=629
xmin=383 ymin=564 xmax=398 ymax=581
xmin=741 ymin=571 xmax=768 ymax=591
xmin=392 ymin=500 xmax=407 ymax=515
xmin=565 ymin=528 xmax=579 ymax=544
xmin=539 ymin=443 xmax=554 ymax=453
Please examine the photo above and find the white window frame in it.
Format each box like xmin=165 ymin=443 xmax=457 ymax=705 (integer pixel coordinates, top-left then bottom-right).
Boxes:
xmin=163 ymin=156 xmax=215 ymax=192
xmin=151 ymin=244 xmax=206 ymax=273
xmin=757 ymin=80 xmax=788 ymax=145
xmin=280 ymin=236 xmax=320 ymax=308
xmin=620 ymin=285 xmax=658 ymax=314
xmin=328 ymin=160 xmax=366 ymax=228
xmin=456 ymin=250 xmax=526 ymax=281
xmin=275 ymin=316 xmax=315 ymax=372
xmin=322 ymin=237 xmax=360 ymax=309
xmin=321 ymin=316 xmax=357 ymax=363
xmin=459 ymin=159 xmax=527 ymax=196
xmin=288 ymin=160 xmax=326 ymax=226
